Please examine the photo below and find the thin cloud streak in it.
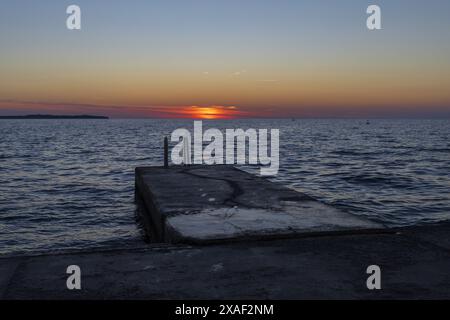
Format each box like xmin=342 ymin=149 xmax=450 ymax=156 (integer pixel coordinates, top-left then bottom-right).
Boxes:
xmin=0 ymin=100 xmax=254 ymax=119
xmin=1 ymin=100 xmax=450 ymax=119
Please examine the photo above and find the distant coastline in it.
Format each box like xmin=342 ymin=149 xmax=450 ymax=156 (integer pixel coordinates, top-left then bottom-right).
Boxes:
xmin=0 ymin=114 xmax=109 ymax=119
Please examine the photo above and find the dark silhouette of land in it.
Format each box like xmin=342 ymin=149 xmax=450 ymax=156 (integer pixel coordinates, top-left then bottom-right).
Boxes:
xmin=0 ymin=114 xmax=108 ymax=119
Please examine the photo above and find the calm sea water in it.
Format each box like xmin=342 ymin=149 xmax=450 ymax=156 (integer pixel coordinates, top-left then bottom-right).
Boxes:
xmin=1 ymin=119 xmax=449 ymax=256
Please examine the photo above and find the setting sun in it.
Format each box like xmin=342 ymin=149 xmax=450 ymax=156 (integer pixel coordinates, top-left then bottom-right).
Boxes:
xmin=154 ymin=105 xmax=248 ymax=119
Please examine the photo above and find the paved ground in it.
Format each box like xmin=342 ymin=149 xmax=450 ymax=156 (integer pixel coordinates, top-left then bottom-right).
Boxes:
xmin=135 ymin=166 xmax=382 ymax=243
xmin=1 ymin=222 xmax=449 ymax=300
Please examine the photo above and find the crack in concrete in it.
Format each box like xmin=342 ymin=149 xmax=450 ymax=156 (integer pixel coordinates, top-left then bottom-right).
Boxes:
xmin=180 ymin=167 xmax=248 ymax=208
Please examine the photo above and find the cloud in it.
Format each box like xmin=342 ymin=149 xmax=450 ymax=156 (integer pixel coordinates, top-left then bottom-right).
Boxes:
xmin=232 ymin=69 xmax=247 ymax=77
xmin=148 ymin=105 xmax=251 ymax=119
xmin=0 ymin=100 xmax=254 ymax=119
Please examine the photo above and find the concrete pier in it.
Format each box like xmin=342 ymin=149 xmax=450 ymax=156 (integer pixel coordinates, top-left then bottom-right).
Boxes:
xmin=1 ymin=165 xmax=447 ymax=300
xmin=135 ymin=165 xmax=383 ymax=244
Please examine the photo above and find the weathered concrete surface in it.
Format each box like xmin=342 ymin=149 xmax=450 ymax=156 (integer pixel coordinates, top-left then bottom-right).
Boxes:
xmin=0 ymin=222 xmax=449 ymax=299
xmin=135 ymin=166 xmax=383 ymax=243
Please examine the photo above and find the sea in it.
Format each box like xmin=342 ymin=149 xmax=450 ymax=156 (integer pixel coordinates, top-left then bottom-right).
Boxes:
xmin=1 ymin=119 xmax=449 ymax=256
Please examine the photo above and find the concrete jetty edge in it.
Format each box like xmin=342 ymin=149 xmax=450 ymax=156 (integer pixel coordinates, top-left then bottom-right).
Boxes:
xmin=135 ymin=165 xmax=385 ymax=244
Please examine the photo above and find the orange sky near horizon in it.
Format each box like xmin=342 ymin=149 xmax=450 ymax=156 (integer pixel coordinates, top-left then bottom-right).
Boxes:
xmin=2 ymin=50 xmax=450 ymax=118
xmin=0 ymin=101 xmax=255 ymax=119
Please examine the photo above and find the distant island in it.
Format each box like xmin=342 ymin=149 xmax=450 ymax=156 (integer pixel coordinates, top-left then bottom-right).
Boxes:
xmin=0 ymin=114 xmax=109 ymax=119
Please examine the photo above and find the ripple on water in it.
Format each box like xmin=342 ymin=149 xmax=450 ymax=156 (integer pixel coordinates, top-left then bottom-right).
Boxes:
xmin=1 ymin=119 xmax=450 ymax=255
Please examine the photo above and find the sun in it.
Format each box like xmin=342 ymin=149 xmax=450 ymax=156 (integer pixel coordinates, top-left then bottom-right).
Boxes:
xmin=182 ymin=106 xmax=242 ymax=119
xmin=192 ymin=107 xmax=222 ymax=119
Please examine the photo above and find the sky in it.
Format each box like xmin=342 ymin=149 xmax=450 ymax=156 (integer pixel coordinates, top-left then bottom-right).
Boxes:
xmin=1 ymin=0 xmax=450 ymax=118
